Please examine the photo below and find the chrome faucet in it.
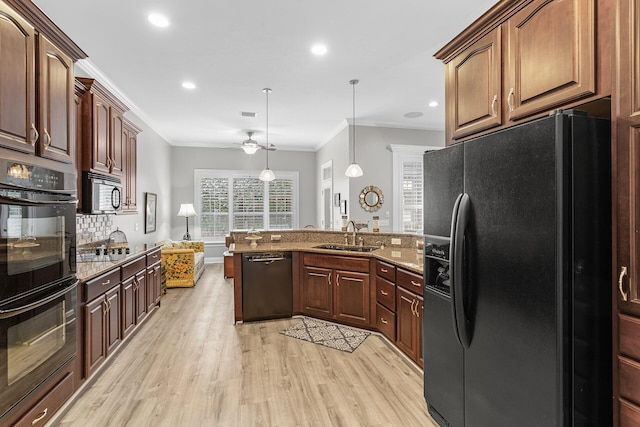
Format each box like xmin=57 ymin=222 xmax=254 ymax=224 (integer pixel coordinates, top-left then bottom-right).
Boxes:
xmin=346 ymin=220 xmax=357 ymax=246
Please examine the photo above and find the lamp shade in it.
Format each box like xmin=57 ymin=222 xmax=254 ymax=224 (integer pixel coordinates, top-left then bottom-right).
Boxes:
xmin=259 ymin=167 xmax=276 ymax=182
xmin=241 ymin=143 xmax=259 ymax=155
xmin=177 ymin=203 xmax=197 ymax=217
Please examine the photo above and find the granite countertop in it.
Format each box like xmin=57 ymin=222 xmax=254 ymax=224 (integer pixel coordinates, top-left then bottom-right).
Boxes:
xmin=76 ymin=244 xmax=161 ymax=282
xmin=231 ymin=241 xmax=424 ymax=274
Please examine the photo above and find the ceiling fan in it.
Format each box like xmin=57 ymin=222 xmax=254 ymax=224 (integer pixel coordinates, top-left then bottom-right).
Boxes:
xmin=241 ymin=131 xmax=275 ymax=154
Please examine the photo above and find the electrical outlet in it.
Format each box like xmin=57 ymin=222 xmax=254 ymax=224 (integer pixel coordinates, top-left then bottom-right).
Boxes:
xmin=134 ymin=223 xmax=139 ymax=231
xmin=386 ymin=211 xmax=390 ymax=218
xmin=391 ymin=238 xmax=401 ymax=245
xmin=271 ymin=234 xmax=281 ymax=241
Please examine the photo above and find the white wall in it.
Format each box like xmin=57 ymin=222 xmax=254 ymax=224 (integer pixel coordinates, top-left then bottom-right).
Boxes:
xmin=317 ymin=124 xmax=445 ymax=232
xmin=316 ymin=125 xmax=350 ymax=229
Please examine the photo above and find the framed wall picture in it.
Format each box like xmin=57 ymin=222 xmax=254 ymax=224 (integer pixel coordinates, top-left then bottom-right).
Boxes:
xmin=334 ymin=192 xmax=341 ymax=207
xmin=145 ymin=192 xmax=157 ymax=233
xmin=340 ymin=199 xmax=347 ymax=215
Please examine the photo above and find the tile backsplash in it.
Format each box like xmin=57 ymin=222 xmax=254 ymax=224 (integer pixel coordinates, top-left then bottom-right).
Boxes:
xmin=76 ymin=214 xmax=113 ymax=246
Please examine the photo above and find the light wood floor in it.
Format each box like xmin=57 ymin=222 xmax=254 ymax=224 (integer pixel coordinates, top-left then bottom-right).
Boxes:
xmin=53 ymin=264 xmax=437 ymax=426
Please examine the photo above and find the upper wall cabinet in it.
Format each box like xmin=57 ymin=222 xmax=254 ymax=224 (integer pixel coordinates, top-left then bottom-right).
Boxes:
xmin=0 ymin=0 xmax=85 ymax=166
xmin=436 ymin=0 xmax=611 ymax=144
xmin=122 ymin=119 xmax=141 ymax=214
xmin=77 ymin=78 xmax=129 ymax=178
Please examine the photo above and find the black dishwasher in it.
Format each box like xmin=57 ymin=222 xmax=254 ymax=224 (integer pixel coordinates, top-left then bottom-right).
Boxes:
xmin=242 ymin=252 xmax=293 ymax=322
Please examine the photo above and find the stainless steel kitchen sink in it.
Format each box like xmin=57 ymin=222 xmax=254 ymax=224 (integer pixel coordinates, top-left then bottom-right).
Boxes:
xmin=313 ymin=244 xmax=378 ymax=252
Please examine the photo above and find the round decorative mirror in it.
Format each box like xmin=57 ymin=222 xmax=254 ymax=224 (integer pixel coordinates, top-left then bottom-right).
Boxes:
xmin=359 ymin=185 xmax=383 ymax=212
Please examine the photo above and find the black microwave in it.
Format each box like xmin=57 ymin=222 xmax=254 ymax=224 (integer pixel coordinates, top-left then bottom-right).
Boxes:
xmin=82 ymin=172 xmax=122 ymax=214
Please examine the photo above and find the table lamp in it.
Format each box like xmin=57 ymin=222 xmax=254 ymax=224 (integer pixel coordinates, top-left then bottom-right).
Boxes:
xmin=177 ymin=203 xmax=197 ymax=240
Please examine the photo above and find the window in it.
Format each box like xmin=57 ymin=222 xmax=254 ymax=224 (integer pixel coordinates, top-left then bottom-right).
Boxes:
xmin=390 ymin=144 xmax=442 ymax=233
xmin=195 ymin=170 xmax=298 ymax=241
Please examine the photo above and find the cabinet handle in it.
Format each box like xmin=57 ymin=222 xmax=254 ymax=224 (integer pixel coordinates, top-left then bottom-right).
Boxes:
xmin=336 ymin=274 xmax=340 ymax=287
xmin=103 ymin=300 xmax=108 ymax=316
xmin=328 ymin=274 xmax=332 ymax=286
xmin=43 ymin=128 xmax=51 ymax=147
xmin=31 ymin=407 xmax=48 ymax=425
xmin=619 ymin=266 xmax=629 ymax=302
xmin=380 ymin=289 xmax=388 ymax=296
xmin=380 ymin=268 xmax=388 ymax=273
xmin=507 ymin=88 xmax=515 ymax=112
xmin=411 ymin=280 xmax=421 ymax=288
xmin=102 ymin=279 xmax=111 ymax=286
xmin=30 ymin=123 xmax=39 ymax=145
xmin=380 ymin=317 xmax=388 ymax=325
xmin=491 ymin=94 xmax=498 ymax=117
xmin=106 ymin=157 xmax=112 ymax=169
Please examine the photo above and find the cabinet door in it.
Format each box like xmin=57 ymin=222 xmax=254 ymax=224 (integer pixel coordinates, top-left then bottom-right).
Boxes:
xmin=135 ymin=271 xmax=147 ymax=324
xmin=110 ymin=109 xmax=124 ymax=176
xmin=152 ymin=263 xmax=161 ymax=305
xmin=334 ymin=269 xmax=370 ymax=326
xmin=447 ymin=27 xmax=502 ymax=140
xmin=105 ymin=286 xmax=121 ymax=354
xmin=37 ymin=35 xmax=74 ymax=164
xmin=127 ymin=129 xmax=137 ymax=210
xmin=0 ymin=3 xmax=36 ymax=154
xmin=302 ymin=266 xmax=333 ymax=319
xmin=84 ymin=296 xmax=106 ymax=377
xmin=91 ymin=93 xmax=111 ymax=174
xmin=506 ymin=0 xmax=595 ymax=121
xmin=146 ymin=264 xmax=161 ymax=312
xmin=396 ymin=287 xmax=418 ymax=361
xmin=616 ymin=0 xmax=640 ymax=422
xmin=121 ymin=276 xmax=135 ymax=338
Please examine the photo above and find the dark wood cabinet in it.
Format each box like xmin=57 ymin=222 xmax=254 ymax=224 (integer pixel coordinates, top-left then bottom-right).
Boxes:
xmin=505 ymin=0 xmax=596 ymax=121
xmin=122 ymin=120 xmax=141 ymax=213
xmin=615 ymin=0 xmax=640 ymax=423
xmin=0 ymin=3 xmax=35 ymax=154
xmin=77 ymin=77 xmax=128 ymax=178
xmin=301 ymin=253 xmax=371 ymax=327
xmin=37 ymin=34 xmax=74 ymax=164
xmin=121 ymin=275 xmax=136 ymax=338
xmin=84 ymin=285 xmax=121 ymax=378
xmin=436 ymin=0 xmax=610 ymax=145
xmin=302 ymin=265 xmax=333 ymax=318
xmin=147 ymin=261 xmax=162 ymax=310
xmin=396 ymin=286 xmax=422 ymax=363
xmin=446 ymin=27 xmax=502 ymax=140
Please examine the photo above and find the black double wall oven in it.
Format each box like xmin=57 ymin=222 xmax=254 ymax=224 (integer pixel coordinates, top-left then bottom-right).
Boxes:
xmin=0 ymin=158 xmax=78 ymax=419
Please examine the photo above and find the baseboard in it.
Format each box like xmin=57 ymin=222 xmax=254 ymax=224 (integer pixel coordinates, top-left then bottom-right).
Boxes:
xmin=205 ymin=257 xmax=222 ymax=264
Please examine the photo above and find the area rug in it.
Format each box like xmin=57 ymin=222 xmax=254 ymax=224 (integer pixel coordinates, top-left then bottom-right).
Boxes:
xmin=280 ymin=317 xmax=370 ymax=353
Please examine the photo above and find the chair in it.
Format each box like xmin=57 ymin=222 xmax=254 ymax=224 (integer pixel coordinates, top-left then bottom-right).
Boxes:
xmin=160 ymin=240 xmax=205 ymax=288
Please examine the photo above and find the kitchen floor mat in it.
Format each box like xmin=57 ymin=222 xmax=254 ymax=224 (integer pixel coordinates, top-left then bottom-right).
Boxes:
xmin=280 ymin=316 xmax=370 ymax=353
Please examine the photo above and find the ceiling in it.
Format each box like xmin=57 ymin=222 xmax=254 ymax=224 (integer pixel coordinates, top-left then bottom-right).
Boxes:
xmin=32 ymin=0 xmax=495 ymax=151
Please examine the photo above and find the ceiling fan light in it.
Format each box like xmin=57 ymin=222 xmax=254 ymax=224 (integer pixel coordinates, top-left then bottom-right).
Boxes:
xmin=345 ymin=162 xmax=363 ymax=177
xmin=259 ymin=167 xmax=276 ymax=182
xmin=242 ymin=143 xmax=259 ymax=154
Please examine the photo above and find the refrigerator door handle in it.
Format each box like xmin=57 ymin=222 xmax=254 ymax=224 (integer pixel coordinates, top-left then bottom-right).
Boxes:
xmin=452 ymin=192 xmax=472 ymax=349
xmin=449 ymin=193 xmax=464 ymax=347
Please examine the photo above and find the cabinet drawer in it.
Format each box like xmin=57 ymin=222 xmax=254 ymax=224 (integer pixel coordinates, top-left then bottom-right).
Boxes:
xmin=303 ymin=253 xmax=369 ymax=273
xmin=396 ymin=268 xmax=423 ymax=294
xmin=146 ymin=248 xmax=161 ymax=266
xmin=377 ymin=276 xmax=396 ymax=311
xmin=14 ymin=372 xmax=74 ymax=427
xmin=620 ymin=399 xmax=640 ymax=427
xmin=85 ymin=268 xmax=120 ymax=302
xmin=620 ymin=314 xmax=640 ymax=361
xmin=121 ymin=255 xmax=146 ymax=279
xmin=375 ymin=260 xmax=396 ymax=282
xmin=620 ymin=356 xmax=640 ymax=406
xmin=376 ymin=303 xmax=396 ymax=342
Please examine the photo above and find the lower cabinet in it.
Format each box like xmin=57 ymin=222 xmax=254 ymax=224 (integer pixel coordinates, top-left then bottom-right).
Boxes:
xmin=396 ymin=286 xmax=423 ymax=366
xmin=146 ymin=261 xmax=162 ymax=312
xmin=301 ymin=253 xmax=371 ymax=327
xmin=85 ymin=284 xmax=121 ymax=378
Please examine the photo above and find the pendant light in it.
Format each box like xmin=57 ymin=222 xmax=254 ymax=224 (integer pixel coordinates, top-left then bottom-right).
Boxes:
xmin=259 ymin=88 xmax=276 ymax=182
xmin=345 ymin=79 xmax=363 ymax=178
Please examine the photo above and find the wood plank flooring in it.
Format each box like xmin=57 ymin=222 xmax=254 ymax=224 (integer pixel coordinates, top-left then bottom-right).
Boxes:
xmin=53 ymin=264 xmax=436 ymax=426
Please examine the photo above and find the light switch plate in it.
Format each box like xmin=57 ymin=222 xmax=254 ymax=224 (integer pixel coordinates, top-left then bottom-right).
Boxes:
xmin=391 ymin=238 xmax=401 ymax=245
xmin=271 ymin=234 xmax=281 ymax=241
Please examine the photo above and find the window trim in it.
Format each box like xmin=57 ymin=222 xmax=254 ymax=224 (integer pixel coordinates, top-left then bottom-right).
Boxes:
xmin=389 ymin=144 xmax=442 ymax=233
xmin=193 ymin=169 xmax=299 ymax=242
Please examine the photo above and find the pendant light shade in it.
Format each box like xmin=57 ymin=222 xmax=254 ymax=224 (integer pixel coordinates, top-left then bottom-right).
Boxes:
xmin=345 ymin=79 xmax=363 ymax=178
xmin=259 ymin=88 xmax=275 ymax=182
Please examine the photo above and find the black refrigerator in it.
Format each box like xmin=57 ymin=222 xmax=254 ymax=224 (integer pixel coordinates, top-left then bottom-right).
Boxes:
xmin=422 ymin=110 xmax=612 ymax=427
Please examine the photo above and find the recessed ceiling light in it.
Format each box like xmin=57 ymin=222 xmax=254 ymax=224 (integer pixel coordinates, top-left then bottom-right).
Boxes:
xmin=148 ymin=13 xmax=169 ymax=28
xmin=428 ymin=101 xmax=439 ymax=108
xmin=311 ymin=44 xmax=328 ymax=56
xmin=404 ymin=112 xmax=423 ymax=119
xmin=182 ymin=81 xmax=196 ymax=90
